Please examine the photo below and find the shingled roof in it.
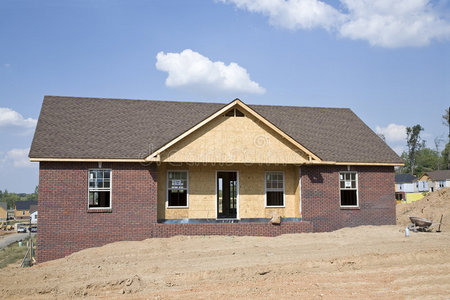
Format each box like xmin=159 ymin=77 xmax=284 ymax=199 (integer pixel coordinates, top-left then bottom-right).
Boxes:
xmin=29 ymin=96 xmax=402 ymax=164
xmin=395 ymin=173 xmax=416 ymax=183
xmin=15 ymin=200 xmax=37 ymax=211
xmin=424 ymin=170 xmax=450 ymax=181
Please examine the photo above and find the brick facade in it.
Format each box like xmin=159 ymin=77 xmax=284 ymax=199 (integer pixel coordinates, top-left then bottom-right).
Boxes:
xmin=301 ymin=165 xmax=396 ymax=232
xmin=37 ymin=162 xmax=395 ymax=262
xmin=37 ymin=162 xmax=158 ymax=263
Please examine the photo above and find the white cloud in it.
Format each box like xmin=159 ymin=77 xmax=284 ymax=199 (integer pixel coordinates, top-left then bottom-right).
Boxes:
xmin=340 ymin=0 xmax=450 ymax=47
xmin=220 ymin=0 xmax=450 ymax=48
xmin=156 ymin=49 xmax=265 ymax=94
xmin=376 ymin=123 xmax=407 ymax=143
xmin=0 ymin=107 xmax=37 ymax=130
xmin=2 ymin=148 xmax=33 ymax=168
xmin=220 ymin=0 xmax=345 ymax=30
xmin=392 ymin=145 xmax=406 ymax=155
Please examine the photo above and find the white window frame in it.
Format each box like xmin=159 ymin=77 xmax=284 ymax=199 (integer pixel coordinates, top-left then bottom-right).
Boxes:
xmin=339 ymin=171 xmax=359 ymax=208
xmin=166 ymin=170 xmax=189 ymax=208
xmin=88 ymin=169 xmax=112 ymax=210
xmin=264 ymin=171 xmax=285 ymax=208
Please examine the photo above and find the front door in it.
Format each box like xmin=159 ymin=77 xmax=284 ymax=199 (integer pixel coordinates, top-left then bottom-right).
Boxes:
xmin=217 ymin=171 xmax=237 ymax=219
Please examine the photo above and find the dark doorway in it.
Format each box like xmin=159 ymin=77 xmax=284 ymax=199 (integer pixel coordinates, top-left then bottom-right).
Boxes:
xmin=217 ymin=171 xmax=238 ymax=219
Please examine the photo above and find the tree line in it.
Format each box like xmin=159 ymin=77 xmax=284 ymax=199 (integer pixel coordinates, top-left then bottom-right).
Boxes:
xmin=398 ymin=108 xmax=450 ymax=176
xmin=0 ymin=186 xmax=38 ymax=210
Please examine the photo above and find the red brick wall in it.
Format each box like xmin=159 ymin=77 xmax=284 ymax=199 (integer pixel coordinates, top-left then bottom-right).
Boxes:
xmin=37 ymin=162 xmax=158 ymax=263
xmin=37 ymin=162 xmax=395 ymax=262
xmin=152 ymin=222 xmax=312 ymax=238
xmin=301 ymin=165 xmax=396 ymax=232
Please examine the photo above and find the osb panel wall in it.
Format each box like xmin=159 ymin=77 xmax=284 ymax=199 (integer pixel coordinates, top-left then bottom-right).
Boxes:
xmin=158 ymin=163 xmax=300 ymax=220
xmin=160 ymin=113 xmax=308 ymax=164
xmin=14 ymin=210 xmax=31 ymax=219
xmin=0 ymin=207 xmax=6 ymax=219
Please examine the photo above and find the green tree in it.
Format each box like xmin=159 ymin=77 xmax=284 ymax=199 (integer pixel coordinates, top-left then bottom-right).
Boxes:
xmin=443 ymin=108 xmax=450 ymax=132
xmin=26 ymin=186 xmax=38 ymax=201
xmin=441 ymin=142 xmax=450 ymax=170
xmin=414 ymin=148 xmax=439 ymax=174
xmin=443 ymin=108 xmax=450 ymax=169
xmin=406 ymin=125 xmax=424 ymax=175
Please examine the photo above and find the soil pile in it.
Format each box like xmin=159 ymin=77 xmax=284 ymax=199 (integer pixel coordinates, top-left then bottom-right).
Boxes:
xmin=397 ymin=187 xmax=450 ymax=231
xmin=1 ymin=225 xmax=450 ymax=299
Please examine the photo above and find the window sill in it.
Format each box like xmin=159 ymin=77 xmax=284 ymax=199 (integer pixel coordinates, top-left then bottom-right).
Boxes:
xmin=340 ymin=206 xmax=360 ymax=210
xmin=265 ymin=206 xmax=285 ymax=208
xmin=167 ymin=206 xmax=189 ymax=209
xmin=87 ymin=208 xmax=112 ymax=213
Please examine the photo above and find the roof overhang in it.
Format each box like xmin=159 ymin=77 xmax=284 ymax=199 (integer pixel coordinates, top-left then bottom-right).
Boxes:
xmin=310 ymin=161 xmax=404 ymax=167
xmin=29 ymin=158 xmax=145 ymax=162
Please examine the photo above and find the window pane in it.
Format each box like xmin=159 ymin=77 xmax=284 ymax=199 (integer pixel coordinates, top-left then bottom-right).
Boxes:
xmin=267 ymin=191 xmax=283 ymax=206
xmin=168 ymin=172 xmax=187 ymax=189
xmin=341 ymin=190 xmax=357 ymax=206
xmin=96 ymin=178 xmax=103 ymax=188
xmin=88 ymin=191 xmax=111 ymax=208
xmin=168 ymin=190 xmax=187 ymax=207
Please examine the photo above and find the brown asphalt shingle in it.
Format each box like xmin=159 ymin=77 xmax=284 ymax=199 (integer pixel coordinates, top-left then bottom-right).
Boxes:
xmin=424 ymin=170 xmax=450 ymax=181
xmin=29 ymin=96 xmax=402 ymax=163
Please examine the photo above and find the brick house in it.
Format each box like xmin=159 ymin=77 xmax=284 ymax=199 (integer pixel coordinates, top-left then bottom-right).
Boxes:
xmin=30 ymin=96 xmax=403 ymax=262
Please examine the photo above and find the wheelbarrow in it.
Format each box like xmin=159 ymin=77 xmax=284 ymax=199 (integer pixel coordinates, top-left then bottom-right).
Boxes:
xmin=408 ymin=216 xmax=435 ymax=232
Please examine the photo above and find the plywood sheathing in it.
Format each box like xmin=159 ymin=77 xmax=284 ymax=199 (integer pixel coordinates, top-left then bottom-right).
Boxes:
xmin=160 ymin=112 xmax=309 ymax=165
xmin=157 ymin=163 xmax=300 ymax=220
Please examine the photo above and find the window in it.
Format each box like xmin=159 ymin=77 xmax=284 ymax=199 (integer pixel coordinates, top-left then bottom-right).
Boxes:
xmin=224 ymin=108 xmax=244 ymax=117
xmin=340 ymin=172 xmax=358 ymax=207
xmin=167 ymin=171 xmax=188 ymax=207
xmin=22 ymin=210 xmax=25 ymax=215
xmin=88 ymin=169 xmax=111 ymax=209
xmin=265 ymin=171 xmax=284 ymax=207
xmin=438 ymin=181 xmax=445 ymax=188
xmin=395 ymin=193 xmax=403 ymax=201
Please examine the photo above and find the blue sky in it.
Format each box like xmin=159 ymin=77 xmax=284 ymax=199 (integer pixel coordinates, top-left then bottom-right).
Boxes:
xmin=1 ymin=0 xmax=449 ymax=192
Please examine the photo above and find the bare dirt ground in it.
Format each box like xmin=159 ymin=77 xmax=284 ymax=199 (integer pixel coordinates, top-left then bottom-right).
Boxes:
xmin=0 ymin=230 xmax=14 ymax=237
xmin=1 ymin=189 xmax=449 ymax=299
xmin=397 ymin=187 xmax=450 ymax=232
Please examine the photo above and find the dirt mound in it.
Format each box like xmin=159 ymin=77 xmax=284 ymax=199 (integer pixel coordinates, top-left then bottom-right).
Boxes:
xmin=397 ymin=187 xmax=450 ymax=231
xmin=1 ymin=225 xmax=450 ymax=299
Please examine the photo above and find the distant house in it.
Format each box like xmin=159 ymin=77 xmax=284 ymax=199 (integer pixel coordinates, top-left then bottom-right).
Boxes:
xmin=29 ymin=204 xmax=38 ymax=225
xmin=0 ymin=202 xmax=7 ymax=221
xmin=417 ymin=170 xmax=450 ymax=192
xmin=14 ymin=200 xmax=38 ymax=220
xmin=30 ymin=96 xmax=403 ymax=262
xmin=394 ymin=174 xmax=417 ymax=200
